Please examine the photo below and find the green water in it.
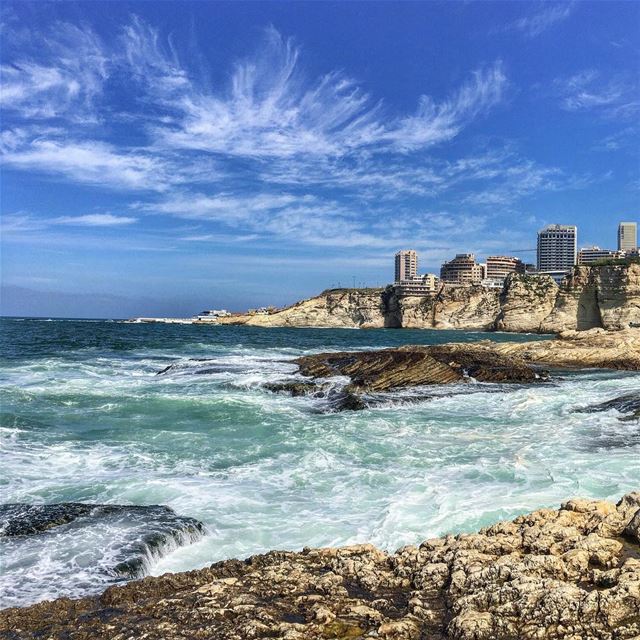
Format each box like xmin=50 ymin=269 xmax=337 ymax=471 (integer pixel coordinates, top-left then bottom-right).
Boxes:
xmin=1 ymin=318 xmax=638 ymax=607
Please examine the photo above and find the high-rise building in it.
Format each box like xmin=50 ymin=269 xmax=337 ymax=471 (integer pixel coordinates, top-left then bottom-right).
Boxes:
xmin=618 ymin=222 xmax=637 ymax=251
xmin=577 ymin=246 xmax=623 ymax=265
xmin=537 ymin=225 xmax=577 ymax=272
xmin=485 ymin=256 xmax=526 ymax=280
xmin=440 ymin=254 xmax=485 ymax=284
xmin=395 ymin=250 xmax=418 ymax=282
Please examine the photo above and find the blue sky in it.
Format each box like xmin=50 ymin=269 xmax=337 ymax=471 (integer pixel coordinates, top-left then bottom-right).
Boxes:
xmin=1 ymin=1 xmax=639 ymax=317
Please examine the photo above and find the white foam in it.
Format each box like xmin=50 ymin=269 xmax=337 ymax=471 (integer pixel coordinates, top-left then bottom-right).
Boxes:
xmin=2 ymin=338 xmax=639 ymax=607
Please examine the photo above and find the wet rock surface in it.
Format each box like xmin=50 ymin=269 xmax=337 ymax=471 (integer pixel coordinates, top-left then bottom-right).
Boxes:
xmin=294 ymin=345 xmax=546 ymax=394
xmin=0 ymin=504 xmax=207 ymax=587
xmin=292 ymin=329 xmax=640 ymax=396
xmin=2 ymin=493 xmax=639 ymax=640
xmin=577 ymin=393 xmax=640 ymax=421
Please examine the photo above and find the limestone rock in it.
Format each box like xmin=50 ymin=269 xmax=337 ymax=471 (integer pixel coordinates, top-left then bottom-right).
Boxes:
xmin=496 ymin=273 xmax=558 ymax=332
xmin=294 ymin=344 xmax=542 ymax=393
xmin=3 ymin=493 xmax=639 ymax=640
xmin=214 ymin=265 xmax=640 ymax=333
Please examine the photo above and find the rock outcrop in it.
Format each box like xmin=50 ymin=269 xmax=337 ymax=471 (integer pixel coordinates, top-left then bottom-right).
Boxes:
xmin=3 ymin=492 xmax=639 ymax=640
xmin=258 ymin=328 xmax=640 ymax=410
xmin=495 ymin=274 xmax=559 ymax=332
xmin=219 ymin=288 xmax=391 ymax=329
xmin=398 ymin=285 xmax=502 ymax=330
xmin=295 ymin=344 xmax=545 ymax=393
xmin=216 ymin=264 xmax=640 ymax=333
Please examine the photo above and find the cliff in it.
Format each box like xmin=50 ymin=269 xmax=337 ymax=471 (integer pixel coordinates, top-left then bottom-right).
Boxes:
xmin=218 ymin=288 xmax=390 ymax=329
xmin=217 ymin=264 xmax=640 ymax=333
xmin=3 ymin=492 xmax=639 ymax=640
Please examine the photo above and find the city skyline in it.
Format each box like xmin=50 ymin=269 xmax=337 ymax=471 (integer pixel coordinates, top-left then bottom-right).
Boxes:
xmin=2 ymin=1 xmax=640 ymax=317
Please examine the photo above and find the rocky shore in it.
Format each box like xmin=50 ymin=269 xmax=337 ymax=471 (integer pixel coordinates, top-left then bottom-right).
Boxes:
xmin=2 ymin=492 xmax=639 ymax=640
xmin=260 ymin=329 xmax=640 ymax=410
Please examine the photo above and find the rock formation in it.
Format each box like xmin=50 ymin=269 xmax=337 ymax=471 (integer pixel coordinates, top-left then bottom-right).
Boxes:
xmin=215 ymin=264 xmax=640 ymax=333
xmin=3 ymin=492 xmax=639 ymax=640
xmin=280 ymin=328 xmax=640 ymax=406
xmin=295 ymin=344 xmax=545 ymax=393
xmin=221 ymin=288 xmax=390 ymax=329
xmin=495 ymin=274 xmax=558 ymax=332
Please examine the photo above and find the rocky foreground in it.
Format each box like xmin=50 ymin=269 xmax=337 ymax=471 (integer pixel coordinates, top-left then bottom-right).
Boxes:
xmin=2 ymin=493 xmax=640 ymax=640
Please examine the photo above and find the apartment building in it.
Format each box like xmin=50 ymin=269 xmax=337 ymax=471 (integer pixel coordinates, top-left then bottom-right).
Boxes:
xmin=485 ymin=256 xmax=525 ymax=280
xmin=394 ymin=250 xmax=418 ymax=282
xmin=577 ymin=246 xmax=623 ymax=265
xmin=537 ymin=225 xmax=577 ymax=272
xmin=618 ymin=222 xmax=638 ymax=251
xmin=393 ymin=273 xmax=439 ymax=296
xmin=440 ymin=254 xmax=485 ymax=285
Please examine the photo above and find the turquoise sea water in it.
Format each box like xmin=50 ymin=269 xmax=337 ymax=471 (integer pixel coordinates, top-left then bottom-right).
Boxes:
xmin=1 ymin=318 xmax=639 ymax=607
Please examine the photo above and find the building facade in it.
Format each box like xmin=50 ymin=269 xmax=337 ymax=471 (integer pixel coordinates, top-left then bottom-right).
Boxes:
xmin=485 ymin=256 xmax=525 ymax=280
xmin=577 ymin=246 xmax=623 ymax=265
xmin=393 ymin=273 xmax=439 ymax=296
xmin=395 ymin=250 xmax=418 ymax=282
xmin=537 ymin=225 xmax=577 ymax=272
xmin=440 ymin=254 xmax=485 ymax=285
xmin=618 ymin=222 xmax=638 ymax=251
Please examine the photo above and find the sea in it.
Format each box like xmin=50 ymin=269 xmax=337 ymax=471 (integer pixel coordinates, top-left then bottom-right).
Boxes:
xmin=1 ymin=317 xmax=639 ymax=608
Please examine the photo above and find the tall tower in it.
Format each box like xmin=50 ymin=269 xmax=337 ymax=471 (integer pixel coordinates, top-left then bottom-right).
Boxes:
xmin=395 ymin=250 xmax=418 ymax=282
xmin=618 ymin=222 xmax=637 ymax=251
xmin=537 ymin=225 xmax=577 ymax=272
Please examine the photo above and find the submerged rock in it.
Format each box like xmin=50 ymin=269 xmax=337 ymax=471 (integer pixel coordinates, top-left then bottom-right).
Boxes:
xmin=577 ymin=392 xmax=640 ymax=421
xmin=262 ymin=381 xmax=326 ymax=397
xmin=0 ymin=503 xmax=206 ymax=584
xmin=2 ymin=493 xmax=639 ymax=639
xmin=0 ymin=503 xmax=97 ymax=537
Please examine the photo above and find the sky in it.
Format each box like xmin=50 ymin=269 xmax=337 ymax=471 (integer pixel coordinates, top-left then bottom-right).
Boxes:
xmin=1 ymin=1 xmax=639 ymax=318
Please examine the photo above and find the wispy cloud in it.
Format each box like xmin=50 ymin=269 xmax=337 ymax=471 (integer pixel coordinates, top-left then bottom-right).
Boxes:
xmin=134 ymin=25 xmax=507 ymax=158
xmin=505 ymin=2 xmax=574 ymax=38
xmin=1 ymin=137 xmax=169 ymax=190
xmin=0 ymin=16 xmax=588 ymax=260
xmin=0 ymin=22 xmax=108 ymax=121
xmin=1 ymin=19 xmax=508 ymax=198
xmin=555 ymin=70 xmax=640 ymax=119
xmin=53 ymin=214 xmax=138 ymax=226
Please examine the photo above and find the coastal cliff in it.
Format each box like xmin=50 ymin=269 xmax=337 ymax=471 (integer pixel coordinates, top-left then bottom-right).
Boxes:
xmin=216 ymin=263 xmax=640 ymax=332
xmin=3 ymin=492 xmax=639 ymax=640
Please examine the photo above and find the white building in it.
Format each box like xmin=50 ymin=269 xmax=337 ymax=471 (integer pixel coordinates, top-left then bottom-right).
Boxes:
xmin=393 ymin=273 xmax=439 ymax=296
xmin=485 ymin=255 xmax=525 ymax=280
xmin=395 ymin=250 xmax=418 ymax=282
xmin=577 ymin=246 xmax=623 ymax=265
xmin=537 ymin=225 xmax=577 ymax=272
xmin=618 ymin=222 xmax=638 ymax=251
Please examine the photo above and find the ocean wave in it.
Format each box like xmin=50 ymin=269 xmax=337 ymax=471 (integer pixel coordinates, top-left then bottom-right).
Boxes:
xmin=0 ymin=503 xmax=206 ymax=608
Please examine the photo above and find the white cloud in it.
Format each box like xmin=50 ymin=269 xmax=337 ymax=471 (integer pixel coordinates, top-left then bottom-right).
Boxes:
xmin=129 ymin=24 xmax=506 ymax=158
xmin=53 ymin=214 xmax=138 ymax=226
xmin=0 ymin=22 xmax=108 ymax=120
xmin=507 ymin=2 xmax=574 ymax=38
xmin=1 ymin=137 xmax=171 ymax=191
xmin=555 ymin=69 xmax=640 ymax=119
xmin=0 ymin=16 xmax=587 ymax=261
